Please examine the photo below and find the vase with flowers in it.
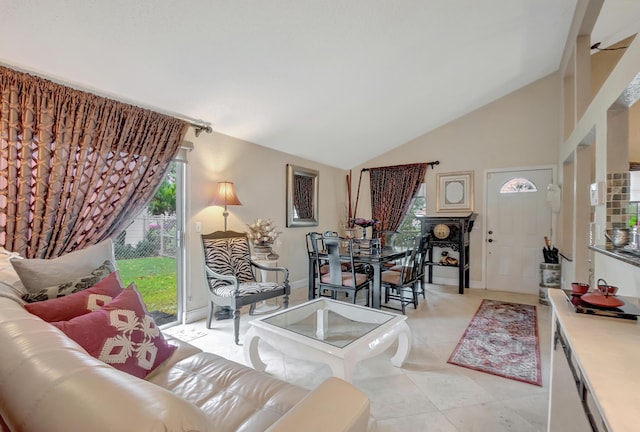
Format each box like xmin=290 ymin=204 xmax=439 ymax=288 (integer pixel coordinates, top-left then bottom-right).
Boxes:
xmin=351 ymin=217 xmax=379 ymax=239
xmin=246 ymin=218 xmax=281 ymax=258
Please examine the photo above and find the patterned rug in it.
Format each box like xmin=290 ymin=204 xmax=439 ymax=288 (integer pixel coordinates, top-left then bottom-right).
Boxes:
xmin=162 ymin=326 xmax=208 ymax=342
xmin=447 ymin=299 xmax=541 ymax=386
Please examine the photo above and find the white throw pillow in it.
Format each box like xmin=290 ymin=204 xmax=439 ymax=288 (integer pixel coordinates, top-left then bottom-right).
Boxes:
xmin=20 ymin=260 xmax=116 ymax=303
xmin=0 ymin=248 xmax=26 ymax=304
xmin=10 ymin=239 xmax=116 ymax=293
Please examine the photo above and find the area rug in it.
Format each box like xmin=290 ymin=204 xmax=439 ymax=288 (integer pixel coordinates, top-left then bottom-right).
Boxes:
xmin=162 ymin=326 xmax=208 ymax=342
xmin=447 ymin=299 xmax=541 ymax=386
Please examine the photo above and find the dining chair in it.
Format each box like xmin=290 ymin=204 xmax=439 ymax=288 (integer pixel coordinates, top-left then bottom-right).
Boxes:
xmin=387 ymin=233 xmax=430 ymax=299
xmin=306 ymin=231 xmax=328 ymax=298
xmin=381 ymin=236 xmax=422 ymax=314
xmin=414 ymin=233 xmax=431 ymax=300
xmin=310 ymin=232 xmax=373 ymax=305
xmin=201 ymin=230 xmax=290 ymax=344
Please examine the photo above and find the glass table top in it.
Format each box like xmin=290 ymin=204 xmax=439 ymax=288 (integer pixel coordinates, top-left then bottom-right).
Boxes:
xmin=261 ymin=298 xmax=397 ymax=348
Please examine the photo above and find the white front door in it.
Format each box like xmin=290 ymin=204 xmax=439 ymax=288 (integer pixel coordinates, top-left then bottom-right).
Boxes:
xmin=486 ymin=168 xmax=553 ymax=294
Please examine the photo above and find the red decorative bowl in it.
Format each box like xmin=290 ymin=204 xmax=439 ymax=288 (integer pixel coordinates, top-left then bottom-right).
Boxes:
xmin=571 ymin=282 xmax=590 ymax=295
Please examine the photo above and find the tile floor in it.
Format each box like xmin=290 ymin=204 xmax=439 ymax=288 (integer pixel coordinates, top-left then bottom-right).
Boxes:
xmin=164 ymin=284 xmax=552 ymax=432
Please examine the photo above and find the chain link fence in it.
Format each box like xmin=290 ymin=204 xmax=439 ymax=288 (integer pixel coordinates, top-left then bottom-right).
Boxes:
xmin=115 ymin=214 xmax=177 ymax=260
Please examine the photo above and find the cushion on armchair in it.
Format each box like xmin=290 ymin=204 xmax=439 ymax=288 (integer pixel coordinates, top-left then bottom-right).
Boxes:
xmin=202 ymin=236 xmax=255 ymax=290
xmin=211 ymin=281 xmax=282 ymax=297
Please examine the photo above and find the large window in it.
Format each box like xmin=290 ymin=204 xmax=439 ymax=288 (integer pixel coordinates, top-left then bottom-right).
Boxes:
xmin=395 ymin=183 xmax=426 ymax=244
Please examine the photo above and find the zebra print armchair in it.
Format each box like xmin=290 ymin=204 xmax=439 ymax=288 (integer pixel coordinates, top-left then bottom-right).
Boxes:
xmin=201 ymin=230 xmax=290 ymax=344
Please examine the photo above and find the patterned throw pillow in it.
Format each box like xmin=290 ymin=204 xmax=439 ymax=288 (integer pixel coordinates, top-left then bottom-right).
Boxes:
xmin=202 ymin=237 xmax=255 ymax=291
xmin=20 ymin=260 xmax=115 ymax=303
xmin=10 ymin=239 xmax=116 ymax=292
xmin=25 ymin=272 xmax=124 ymax=322
xmin=52 ymin=285 xmax=176 ymax=379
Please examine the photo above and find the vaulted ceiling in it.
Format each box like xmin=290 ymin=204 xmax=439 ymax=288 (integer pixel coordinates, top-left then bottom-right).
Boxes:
xmin=0 ymin=1 xmax=638 ymax=169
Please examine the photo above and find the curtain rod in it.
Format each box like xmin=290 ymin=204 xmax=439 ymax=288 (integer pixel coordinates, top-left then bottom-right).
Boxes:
xmin=361 ymin=160 xmax=439 ymax=172
xmin=183 ymin=119 xmax=213 ymax=136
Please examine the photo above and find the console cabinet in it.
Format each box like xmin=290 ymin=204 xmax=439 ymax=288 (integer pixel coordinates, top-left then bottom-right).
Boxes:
xmin=417 ymin=213 xmax=477 ymax=294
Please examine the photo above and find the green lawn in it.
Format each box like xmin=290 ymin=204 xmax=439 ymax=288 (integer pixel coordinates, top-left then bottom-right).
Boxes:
xmin=116 ymin=257 xmax=177 ymax=315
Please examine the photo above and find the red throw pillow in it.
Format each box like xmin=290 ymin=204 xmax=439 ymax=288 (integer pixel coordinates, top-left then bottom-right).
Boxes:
xmin=52 ymin=285 xmax=176 ymax=378
xmin=25 ymin=272 xmax=124 ymax=322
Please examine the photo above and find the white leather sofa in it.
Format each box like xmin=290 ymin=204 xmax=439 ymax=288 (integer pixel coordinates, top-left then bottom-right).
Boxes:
xmin=0 ymin=256 xmax=372 ymax=432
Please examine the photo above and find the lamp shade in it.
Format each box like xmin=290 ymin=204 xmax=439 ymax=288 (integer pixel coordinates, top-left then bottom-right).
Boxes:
xmin=210 ymin=181 xmax=242 ymax=207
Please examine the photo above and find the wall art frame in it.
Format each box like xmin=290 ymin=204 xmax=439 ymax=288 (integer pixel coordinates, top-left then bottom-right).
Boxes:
xmin=286 ymin=164 xmax=319 ymax=227
xmin=436 ymin=170 xmax=474 ymax=213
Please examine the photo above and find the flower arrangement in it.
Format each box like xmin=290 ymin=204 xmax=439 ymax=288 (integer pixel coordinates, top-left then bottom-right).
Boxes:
xmin=246 ymin=218 xmax=281 ymax=246
xmin=350 ymin=217 xmax=379 ymax=228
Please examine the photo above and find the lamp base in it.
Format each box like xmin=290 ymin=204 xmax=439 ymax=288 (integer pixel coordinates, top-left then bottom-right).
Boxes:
xmin=214 ymin=306 xmax=233 ymax=320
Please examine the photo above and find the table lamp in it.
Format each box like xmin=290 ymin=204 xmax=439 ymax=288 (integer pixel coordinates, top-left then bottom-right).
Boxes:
xmin=210 ymin=181 xmax=242 ymax=231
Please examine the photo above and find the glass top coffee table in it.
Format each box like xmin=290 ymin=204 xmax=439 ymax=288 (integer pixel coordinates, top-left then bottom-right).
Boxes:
xmin=244 ymin=298 xmax=412 ymax=382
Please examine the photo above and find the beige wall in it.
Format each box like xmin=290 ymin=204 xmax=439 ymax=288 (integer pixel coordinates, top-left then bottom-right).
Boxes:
xmin=183 ymin=130 xmax=346 ymax=320
xmin=350 ymin=73 xmax=561 ymax=287
xmin=181 ymin=72 xmax=562 ymax=318
xmin=630 ymin=102 xmax=640 ymax=162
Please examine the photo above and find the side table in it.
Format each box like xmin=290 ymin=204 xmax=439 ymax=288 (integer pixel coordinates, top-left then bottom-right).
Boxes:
xmin=250 ymin=256 xmax=281 ymax=315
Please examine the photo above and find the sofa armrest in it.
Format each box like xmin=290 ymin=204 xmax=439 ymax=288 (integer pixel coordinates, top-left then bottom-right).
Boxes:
xmin=265 ymin=377 xmax=372 ymax=432
xmin=0 ymin=299 xmax=211 ymax=432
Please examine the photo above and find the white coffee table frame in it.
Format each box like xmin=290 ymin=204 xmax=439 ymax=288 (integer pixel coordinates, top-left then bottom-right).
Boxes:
xmin=244 ymin=298 xmax=411 ymax=382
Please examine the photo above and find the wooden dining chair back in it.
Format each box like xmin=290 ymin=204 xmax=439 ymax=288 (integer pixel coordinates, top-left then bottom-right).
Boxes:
xmin=414 ymin=233 xmax=430 ymax=300
xmin=310 ymin=232 xmax=372 ymax=305
xmin=306 ymin=231 xmax=329 ymax=298
xmin=201 ymin=230 xmax=290 ymax=344
xmin=381 ymin=235 xmax=422 ymax=314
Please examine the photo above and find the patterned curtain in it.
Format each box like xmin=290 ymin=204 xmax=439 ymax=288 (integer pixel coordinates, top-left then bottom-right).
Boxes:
xmin=369 ymin=163 xmax=428 ymax=233
xmin=0 ymin=66 xmax=188 ymax=258
xmin=293 ymin=175 xmax=314 ymax=219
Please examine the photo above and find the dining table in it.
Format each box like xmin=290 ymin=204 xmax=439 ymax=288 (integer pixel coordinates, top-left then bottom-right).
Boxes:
xmin=308 ymin=245 xmax=407 ymax=309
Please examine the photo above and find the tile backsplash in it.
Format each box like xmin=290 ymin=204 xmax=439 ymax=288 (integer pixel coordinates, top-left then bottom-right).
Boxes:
xmin=607 ymin=172 xmax=629 ymax=228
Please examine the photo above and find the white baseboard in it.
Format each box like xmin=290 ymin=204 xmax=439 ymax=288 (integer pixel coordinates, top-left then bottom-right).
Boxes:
xmin=290 ymin=278 xmax=308 ymax=290
xmin=428 ymin=277 xmax=483 ymax=289
xmin=184 ymin=306 xmax=208 ymax=324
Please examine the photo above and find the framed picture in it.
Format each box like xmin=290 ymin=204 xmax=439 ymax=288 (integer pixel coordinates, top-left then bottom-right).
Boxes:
xmin=436 ymin=171 xmax=474 ymax=212
xmin=286 ymin=164 xmax=319 ymax=227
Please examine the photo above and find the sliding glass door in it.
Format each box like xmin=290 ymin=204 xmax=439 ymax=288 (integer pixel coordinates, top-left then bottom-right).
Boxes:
xmin=115 ymin=160 xmax=185 ymax=326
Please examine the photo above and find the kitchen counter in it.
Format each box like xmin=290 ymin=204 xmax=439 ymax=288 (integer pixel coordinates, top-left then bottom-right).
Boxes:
xmin=548 ymin=289 xmax=640 ymax=431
